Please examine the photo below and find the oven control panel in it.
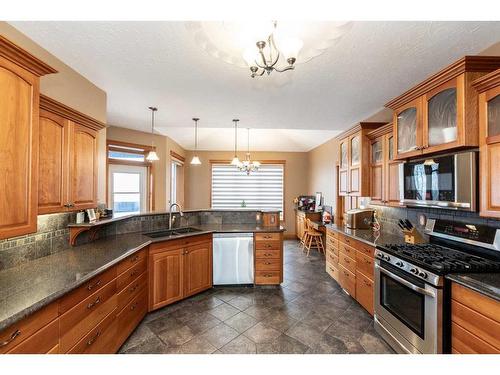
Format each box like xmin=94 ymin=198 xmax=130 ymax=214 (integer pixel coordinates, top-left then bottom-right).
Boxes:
xmin=374 ymin=249 xmax=441 ymax=287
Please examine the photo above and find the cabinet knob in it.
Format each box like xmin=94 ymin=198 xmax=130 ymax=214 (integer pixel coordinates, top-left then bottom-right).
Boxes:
xmin=86 ymin=331 xmax=101 ymax=346
xmin=87 ymin=296 xmax=101 ymax=310
xmin=87 ymin=280 xmax=101 ymax=291
xmin=0 ymin=329 xmax=21 ymax=347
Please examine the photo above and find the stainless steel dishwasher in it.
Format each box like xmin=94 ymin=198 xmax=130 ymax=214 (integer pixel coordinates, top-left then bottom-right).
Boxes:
xmin=212 ymin=233 xmax=254 ymax=285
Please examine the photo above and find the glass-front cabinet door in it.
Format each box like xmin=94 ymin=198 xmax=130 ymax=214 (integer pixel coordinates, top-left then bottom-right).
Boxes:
xmin=394 ymin=98 xmax=422 ymax=159
xmin=338 ymin=139 xmax=349 ymax=196
xmin=423 ymin=79 xmax=460 ymax=153
xmin=370 ymin=137 xmax=384 ymax=205
xmin=350 ymin=134 xmax=360 ymax=166
xmin=349 ymin=133 xmax=361 ymax=196
xmin=487 ymin=93 xmax=500 ymax=139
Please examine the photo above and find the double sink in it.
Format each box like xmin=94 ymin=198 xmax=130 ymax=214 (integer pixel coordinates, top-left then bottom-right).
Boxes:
xmin=144 ymin=227 xmax=202 ymax=238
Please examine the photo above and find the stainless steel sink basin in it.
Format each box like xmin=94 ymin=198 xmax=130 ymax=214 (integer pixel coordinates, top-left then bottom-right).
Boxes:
xmin=144 ymin=227 xmax=202 ymax=238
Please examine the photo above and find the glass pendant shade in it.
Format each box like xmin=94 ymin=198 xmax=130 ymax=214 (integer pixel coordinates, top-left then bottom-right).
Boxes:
xmin=279 ymin=37 xmax=303 ymax=60
xmin=146 ymin=150 xmax=159 ymax=161
xmin=231 ymin=156 xmax=241 ymax=165
xmin=191 ymin=155 xmax=201 ymax=165
xmin=243 ymin=48 xmax=259 ymax=67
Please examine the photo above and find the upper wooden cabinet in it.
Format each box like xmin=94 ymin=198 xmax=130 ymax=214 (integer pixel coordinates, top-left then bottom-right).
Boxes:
xmin=38 ymin=95 xmax=104 ymax=213
xmin=386 ymin=56 xmax=500 ymax=159
xmin=474 ymin=69 xmax=500 ymax=218
xmin=0 ymin=36 xmax=56 ymax=240
xmin=368 ymin=123 xmax=403 ymax=207
xmin=336 ymin=122 xmax=385 ymax=198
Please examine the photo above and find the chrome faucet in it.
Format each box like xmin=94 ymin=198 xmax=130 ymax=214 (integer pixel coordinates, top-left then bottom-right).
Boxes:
xmin=168 ymin=203 xmax=184 ymax=229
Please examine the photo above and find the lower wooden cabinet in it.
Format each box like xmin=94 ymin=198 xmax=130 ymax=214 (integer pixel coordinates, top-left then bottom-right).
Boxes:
xmin=254 ymin=232 xmax=283 ymax=285
xmin=295 ymin=210 xmax=321 ymax=240
xmin=355 ymin=271 xmax=374 ymax=315
xmin=451 ymin=282 xmax=500 ymax=353
xmin=6 ymin=318 xmax=59 ymax=354
xmin=148 ymin=234 xmax=213 ymax=311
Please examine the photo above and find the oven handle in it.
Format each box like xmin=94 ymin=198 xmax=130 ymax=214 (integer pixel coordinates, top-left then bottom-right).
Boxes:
xmin=375 ymin=264 xmax=436 ymax=298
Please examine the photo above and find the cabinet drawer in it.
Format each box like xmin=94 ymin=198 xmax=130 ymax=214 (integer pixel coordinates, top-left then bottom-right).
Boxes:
xmin=452 ymin=300 xmax=500 ymax=351
xmin=255 ymin=233 xmax=280 ymax=241
xmin=255 ymin=258 xmax=281 ymax=271
xmin=149 ymin=234 xmax=212 ymax=254
xmin=0 ymin=301 xmax=58 ymax=354
xmin=117 ymin=256 xmax=147 ymax=291
xmin=116 ymin=248 xmax=147 ymax=275
xmin=339 ymin=264 xmax=356 ymax=297
xmin=356 ymin=242 xmax=375 ymax=258
xmin=66 ymin=310 xmax=116 ymax=354
xmin=356 ymin=271 xmax=374 ymax=315
xmin=60 ymin=280 xmax=117 ymax=352
xmin=339 ymin=253 xmax=356 ymax=274
xmin=339 ymin=242 xmax=356 ymax=259
xmin=255 ymin=241 xmax=280 ymax=250
xmin=255 ymin=270 xmax=280 ymax=285
xmin=452 ymin=322 xmax=500 ymax=354
xmin=326 ymin=242 xmax=339 ymax=256
xmin=326 ymin=262 xmax=339 ymax=282
xmin=326 ymin=235 xmax=338 ymax=248
xmin=326 ymin=229 xmax=338 ymax=239
xmin=7 ymin=318 xmax=59 ymax=354
xmin=255 ymin=249 xmax=280 ymax=259
xmin=356 ymin=251 xmax=374 ymax=279
xmin=115 ymin=288 xmax=148 ymax=352
xmin=326 ymin=249 xmax=338 ymax=265
xmin=117 ymin=271 xmax=148 ymax=312
xmin=338 ymin=233 xmax=355 ymax=247
xmin=452 ymin=283 xmax=500 ymax=323
xmin=59 ymin=266 xmax=116 ymax=314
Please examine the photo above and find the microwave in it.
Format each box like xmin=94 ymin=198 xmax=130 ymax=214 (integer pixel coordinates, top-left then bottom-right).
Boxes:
xmin=399 ymin=151 xmax=477 ymax=211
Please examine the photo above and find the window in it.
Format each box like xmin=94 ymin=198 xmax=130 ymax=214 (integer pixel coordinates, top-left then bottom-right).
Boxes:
xmin=108 ymin=165 xmax=147 ymax=216
xmin=170 ymin=159 xmax=184 ymax=206
xmin=211 ymin=163 xmax=284 ymax=219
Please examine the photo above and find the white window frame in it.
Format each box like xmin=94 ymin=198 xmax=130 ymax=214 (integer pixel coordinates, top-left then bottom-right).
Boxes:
xmin=108 ymin=164 xmax=148 ymax=216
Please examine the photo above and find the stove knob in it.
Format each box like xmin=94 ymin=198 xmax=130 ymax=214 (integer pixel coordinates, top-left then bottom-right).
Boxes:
xmin=395 ymin=261 xmax=404 ymax=267
xmin=376 ymin=252 xmax=384 ymax=259
xmin=383 ymin=255 xmax=391 ymax=261
xmin=418 ymin=271 xmax=428 ymax=279
xmin=410 ymin=267 xmax=418 ymax=274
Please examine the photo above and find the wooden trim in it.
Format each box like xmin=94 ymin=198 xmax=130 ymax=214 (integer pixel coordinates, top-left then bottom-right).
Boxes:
xmin=107 ymin=139 xmax=154 ymax=152
xmin=209 ymin=159 xmax=286 ymax=164
xmin=473 ymin=68 xmax=500 ymax=93
xmin=108 ymin=159 xmax=151 ymax=167
xmin=335 ymin=122 xmax=386 ymax=141
xmin=367 ymin=122 xmax=392 ymax=139
xmin=170 ymin=150 xmax=185 ymax=163
xmin=40 ymin=95 xmax=105 ymax=131
xmin=0 ymin=35 xmax=57 ymax=76
xmin=385 ymin=56 xmax=500 ymax=109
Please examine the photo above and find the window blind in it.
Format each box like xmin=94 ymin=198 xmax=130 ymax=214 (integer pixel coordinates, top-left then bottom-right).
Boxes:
xmin=211 ymin=164 xmax=284 ymax=216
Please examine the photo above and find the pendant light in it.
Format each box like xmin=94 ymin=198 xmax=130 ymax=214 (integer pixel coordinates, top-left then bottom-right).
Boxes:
xmin=146 ymin=106 xmax=159 ymax=161
xmin=238 ymin=128 xmax=260 ymax=175
xmin=190 ymin=117 xmax=201 ymax=165
xmin=230 ymin=119 xmax=240 ymax=166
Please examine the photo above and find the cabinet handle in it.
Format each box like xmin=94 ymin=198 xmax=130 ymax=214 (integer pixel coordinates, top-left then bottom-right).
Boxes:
xmin=265 ymin=253 xmax=272 ymax=257
xmin=264 ymin=262 xmax=271 ymax=265
xmin=130 ymin=302 xmax=139 ymax=311
xmin=344 ymin=271 xmax=349 ymax=277
xmin=130 ymin=270 xmax=138 ymax=278
xmin=344 ymin=258 xmax=350 ymax=264
xmin=87 ymin=280 xmax=101 ymax=291
xmin=129 ymin=283 xmax=140 ymax=292
xmin=263 ymin=235 xmax=271 ymax=239
xmin=131 ymin=255 xmax=140 ymax=262
xmin=363 ymin=280 xmax=371 ymax=287
xmin=87 ymin=296 xmax=101 ymax=310
xmin=0 ymin=330 xmax=20 ymax=347
xmin=365 ymin=259 xmax=372 ymax=264
xmin=344 ymin=238 xmax=350 ymax=243
xmin=86 ymin=331 xmax=101 ymax=346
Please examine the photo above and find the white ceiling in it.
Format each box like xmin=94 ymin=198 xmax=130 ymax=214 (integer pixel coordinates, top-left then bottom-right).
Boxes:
xmin=10 ymin=21 xmax=500 ymax=151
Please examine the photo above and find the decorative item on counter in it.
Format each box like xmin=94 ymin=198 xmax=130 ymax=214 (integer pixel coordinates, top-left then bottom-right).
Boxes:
xmin=314 ymin=192 xmax=322 ymax=211
xmin=398 ymin=219 xmax=425 ymax=244
xmin=76 ymin=210 xmax=85 ymax=224
xmin=297 ymin=195 xmax=315 ymax=211
xmin=322 ymin=210 xmax=332 ymax=224
xmin=372 ymin=210 xmax=381 ymax=232
xmin=241 ymin=200 xmax=247 ymax=207
xmin=86 ymin=208 xmax=96 ymax=223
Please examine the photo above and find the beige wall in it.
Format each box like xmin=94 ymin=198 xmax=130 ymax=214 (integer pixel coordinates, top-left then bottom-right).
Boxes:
xmin=106 ymin=126 xmax=186 ymax=211
xmin=1 ymin=22 xmax=108 ymax=203
xmin=307 ymin=138 xmax=339 ymax=209
xmin=184 ymin=151 xmax=309 ymax=234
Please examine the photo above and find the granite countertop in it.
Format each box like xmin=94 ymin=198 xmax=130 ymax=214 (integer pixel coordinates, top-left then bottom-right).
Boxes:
xmin=446 ymin=273 xmax=500 ymax=302
xmin=0 ymin=223 xmax=285 ymax=331
xmin=325 ymin=223 xmax=407 ymax=247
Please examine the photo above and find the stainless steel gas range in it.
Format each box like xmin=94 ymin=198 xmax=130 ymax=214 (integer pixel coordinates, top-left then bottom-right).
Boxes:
xmin=374 ymin=219 xmax=500 ymax=354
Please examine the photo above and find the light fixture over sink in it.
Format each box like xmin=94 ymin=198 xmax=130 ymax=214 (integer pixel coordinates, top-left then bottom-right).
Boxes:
xmin=238 ymin=128 xmax=260 ymax=175
xmin=190 ymin=117 xmax=202 ymax=165
xmin=146 ymin=106 xmax=159 ymax=162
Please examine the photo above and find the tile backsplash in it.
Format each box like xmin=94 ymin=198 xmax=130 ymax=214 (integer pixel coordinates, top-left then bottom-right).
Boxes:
xmin=0 ymin=209 xmax=263 ymax=271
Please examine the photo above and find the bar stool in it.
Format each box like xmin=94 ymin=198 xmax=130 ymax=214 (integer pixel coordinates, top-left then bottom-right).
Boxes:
xmin=304 ymin=218 xmax=325 ymax=257
xmin=300 ymin=217 xmax=311 ymax=252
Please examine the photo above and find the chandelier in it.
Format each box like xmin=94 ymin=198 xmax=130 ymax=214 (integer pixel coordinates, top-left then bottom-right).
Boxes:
xmin=242 ymin=21 xmax=303 ymax=78
xmin=238 ymin=128 xmax=260 ymax=175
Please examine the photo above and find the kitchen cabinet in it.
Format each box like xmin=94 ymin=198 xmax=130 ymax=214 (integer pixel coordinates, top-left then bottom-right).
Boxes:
xmin=474 ymin=69 xmax=500 ymax=218
xmin=451 ymin=282 xmax=500 ymax=354
xmin=295 ymin=210 xmax=321 ymax=240
xmin=149 ymin=234 xmax=213 ymax=311
xmin=254 ymin=232 xmax=283 ymax=285
xmin=386 ymin=56 xmax=500 ymax=160
xmin=335 ymin=122 xmax=385 ymax=225
xmin=0 ymin=36 xmax=56 ymax=240
xmin=368 ymin=123 xmax=403 ymax=207
xmin=38 ymin=95 xmax=104 ymax=214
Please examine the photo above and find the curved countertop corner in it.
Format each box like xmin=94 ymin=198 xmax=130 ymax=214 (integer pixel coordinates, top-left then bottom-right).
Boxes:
xmin=0 ymin=224 xmax=285 ymax=332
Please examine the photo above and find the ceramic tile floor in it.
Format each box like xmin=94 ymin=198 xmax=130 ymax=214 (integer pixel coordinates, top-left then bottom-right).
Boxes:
xmin=119 ymin=240 xmax=394 ymax=354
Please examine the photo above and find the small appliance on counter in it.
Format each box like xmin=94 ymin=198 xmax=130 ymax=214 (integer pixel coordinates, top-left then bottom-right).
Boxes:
xmin=345 ymin=208 xmax=375 ymax=229
xmin=296 ymin=195 xmax=316 ymax=212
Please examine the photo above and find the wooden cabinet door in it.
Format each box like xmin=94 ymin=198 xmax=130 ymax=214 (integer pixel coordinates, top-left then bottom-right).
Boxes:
xmin=479 ymin=83 xmax=500 ymax=217
xmin=0 ymin=57 xmax=39 ymax=239
xmin=149 ymin=248 xmax=184 ymax=310
xmin=38 ymin=110 xmax=70 ymax=214
xmin=69 ymin=122 xmax=97 ymax=210
xmin=370 ymin=137 xmax=384 ymax=205
xmin=338 ymin=139 xmax=349 ymax=196
xmin=422 ymin=77 xmax=462 ymax=154
xmin=385 ymin=134 xmax=402 ymax=206
xmin=184 ymin=241 xmax=212 ymax=298
xmin=394 ymin=98 xmax=423 ymax=159
xmin=348 ymin=134 xmax=361 ymax=196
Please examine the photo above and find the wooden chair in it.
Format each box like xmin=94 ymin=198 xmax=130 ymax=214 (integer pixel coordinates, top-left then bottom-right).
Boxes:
xmin=304 ymin=218 xmax=325 ymax=257
xmin=300 ymin=218 xmax=311 ymax=252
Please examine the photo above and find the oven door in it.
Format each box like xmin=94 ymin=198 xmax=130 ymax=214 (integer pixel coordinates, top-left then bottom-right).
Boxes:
xmin=374 ymin=261 xmax=442 ymax=354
